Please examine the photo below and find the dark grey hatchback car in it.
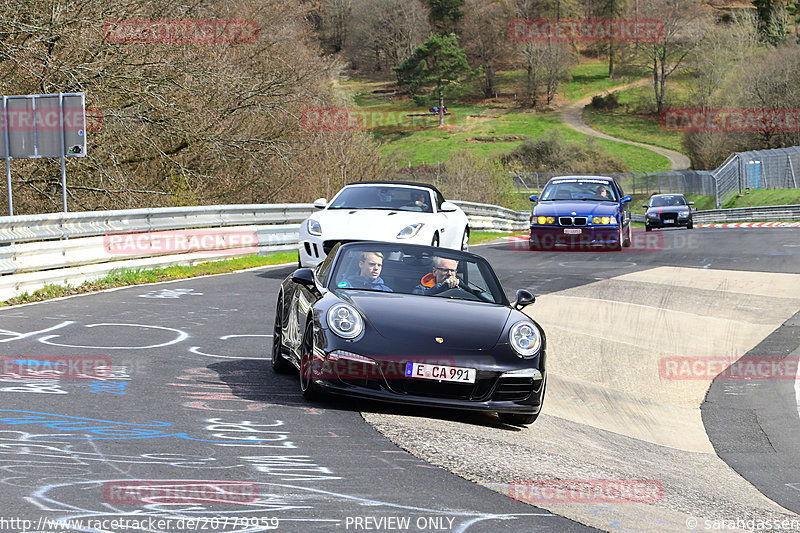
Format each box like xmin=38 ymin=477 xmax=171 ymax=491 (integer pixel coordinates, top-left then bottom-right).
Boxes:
xmin=643 ymin=194 xmax=695 ymax=231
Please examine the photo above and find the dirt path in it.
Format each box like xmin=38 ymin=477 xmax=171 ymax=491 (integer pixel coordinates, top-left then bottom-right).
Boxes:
xmin=561 ymin=78 xmax=692 ymax=171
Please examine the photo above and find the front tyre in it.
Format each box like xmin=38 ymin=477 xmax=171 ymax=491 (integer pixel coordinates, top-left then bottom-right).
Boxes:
xmin=460 ymin=228 xmax=469 ymax=251
xmin=271 ymin=294 xmax=292 ymax=374
xmin=299 ymin=322 xmax=323 ymax=400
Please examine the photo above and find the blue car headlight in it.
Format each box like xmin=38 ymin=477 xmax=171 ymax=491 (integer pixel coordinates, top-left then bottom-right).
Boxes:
xmin=327 ymin=303 xmax=364 ymax=339
xmin=509 ymin=321 xmax=542 ymax=358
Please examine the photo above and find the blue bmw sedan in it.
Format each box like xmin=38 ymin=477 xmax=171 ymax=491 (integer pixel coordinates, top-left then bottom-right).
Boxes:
xmin=529 ymin=176 xmax=633 ymax=250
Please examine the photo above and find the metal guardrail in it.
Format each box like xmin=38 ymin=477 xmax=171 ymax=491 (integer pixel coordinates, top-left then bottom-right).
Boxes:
xmin=0 ymin=202 xmax=527 ymax=302
xmin=631 ymin=204 xmax=800 ymax=224
xmin=0 ymin=204 xmax=315 ymax=244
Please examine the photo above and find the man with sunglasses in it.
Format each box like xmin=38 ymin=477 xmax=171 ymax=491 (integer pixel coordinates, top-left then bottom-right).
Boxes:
xmin=413 ymin=256 xmax=460 ymax=295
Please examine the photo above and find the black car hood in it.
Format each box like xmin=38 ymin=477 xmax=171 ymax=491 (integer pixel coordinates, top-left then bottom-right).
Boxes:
xmin=342 ymin=291 xmax=512 ymax=350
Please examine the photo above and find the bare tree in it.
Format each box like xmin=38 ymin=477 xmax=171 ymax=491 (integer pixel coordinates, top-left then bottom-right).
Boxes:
xmin=637 ymin=0 xmax=710 ymax=114
xmin=0 ymin=0 xmax=383 ymax=214
xmin=346 ymin=0 xmax=430 ymax=73
xmin=321 ymin=0 xmax=354 ymax=52
xmin=460 ymin=0 xmax=511 ymax=98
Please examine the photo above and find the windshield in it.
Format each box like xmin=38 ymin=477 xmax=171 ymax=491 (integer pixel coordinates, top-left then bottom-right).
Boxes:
xmin=329 ymin=243 xmax=508 ymax=305
xmin=649 ymin=195 xmax=687 ymax=207
xmin=540 ymin=179 xmax=617 ymax=202
xmin=328 ymin=186 xmax=434 ymax=213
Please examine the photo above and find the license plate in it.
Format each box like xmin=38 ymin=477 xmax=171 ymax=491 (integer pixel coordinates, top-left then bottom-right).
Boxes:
xmin=663 ymin=219 xmax=675 ymax=224
xmin=405 ymin=362 xmax=476 ymax=383
xmin=564 ymin=228 xmax=582 ymax=234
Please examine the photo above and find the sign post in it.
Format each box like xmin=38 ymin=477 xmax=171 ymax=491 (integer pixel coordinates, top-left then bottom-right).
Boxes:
xmin=1 ymin=92 xmax=87 ymax=215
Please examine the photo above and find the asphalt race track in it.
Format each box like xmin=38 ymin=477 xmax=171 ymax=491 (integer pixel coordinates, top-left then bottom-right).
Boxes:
xmin=0 ymin=226 xmax=798 ymax=533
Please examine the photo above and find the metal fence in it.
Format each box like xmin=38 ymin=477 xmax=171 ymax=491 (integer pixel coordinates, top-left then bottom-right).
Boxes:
xmin=513 ymin=146 xmax=800 ymax=208
xmin=711 ymin=147 xmax=800 ymax=208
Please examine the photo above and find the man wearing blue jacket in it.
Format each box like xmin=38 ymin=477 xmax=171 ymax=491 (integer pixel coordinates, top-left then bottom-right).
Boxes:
xmin=340 ymin=251 xmax=392 ymax=292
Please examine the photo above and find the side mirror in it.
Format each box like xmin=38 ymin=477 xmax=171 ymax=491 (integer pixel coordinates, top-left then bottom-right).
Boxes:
xmin=688 ymin=201 xmax=695 ymax=206
xmin=529 ymin=195 xmax=538 ymax=203
xmin=440 ymin=201 xmax=458 ymax=212
xmin=642 ymin=204 xmax=649 ymax=209
xmin=313 ymin=198 xmax=328 ymax=209
xmin=621 ymin=195 xmax=632 ymax=203
xmin=292 ymin=268 xmax=317 ymax=290
xmin=514 ymin=289 xmax=535 ymax=310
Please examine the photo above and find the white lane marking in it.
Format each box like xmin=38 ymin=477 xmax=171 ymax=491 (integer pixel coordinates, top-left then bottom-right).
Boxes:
xmin=220 ymin=334 xmax=272 ymax=340
xmin=38 ymin=323 xmax=189 ymax=349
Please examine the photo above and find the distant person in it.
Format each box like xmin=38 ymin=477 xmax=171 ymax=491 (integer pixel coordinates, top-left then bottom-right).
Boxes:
xmin=404 ymin=191 xmax=429 ymax=210
xmin=414 ymin=256 xmax=459 ymax=295
xmin=340 ymin=251 xmax=392 ymax=292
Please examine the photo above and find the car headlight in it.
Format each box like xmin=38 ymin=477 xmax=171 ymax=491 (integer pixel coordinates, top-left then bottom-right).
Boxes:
xmin=327 ymin=304 xmax=363 ymax=339
xmin=509 ymin=321 xmax=541 ymax=358
xmin=678 ymin=211 xmax=690 ymax=218
xmin=591 ymin=216 xmax=617 ymax=225
xmin=307 ymin=219 xmax=322 ymax=236
xmin=535 ymin=216 xmax=556 ymax=225
xmin=647 ymin=212 xmax=658 ymax=218
xmin=397 ymin=223 xmax=424 ymax=239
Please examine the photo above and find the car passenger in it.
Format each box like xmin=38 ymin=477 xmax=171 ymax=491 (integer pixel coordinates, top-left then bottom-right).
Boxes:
xmin=340 ymin=251 xmax=392 ymax=292
xmin=413 ymin=256 xmax=460 ymax=295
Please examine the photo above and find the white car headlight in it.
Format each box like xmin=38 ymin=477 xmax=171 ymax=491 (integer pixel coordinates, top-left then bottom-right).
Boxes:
xmin=397 ymin=223 xmax=424 ymax=239
xmin=327 ymin=303 xmax=363 ymax=339
xmin=307 ymin=219 xmax=322 ymax=236
xmin=509 ymin=321 xmax=541 ymax=358
xmin=678 ymin=211 xmax=690 ymax=218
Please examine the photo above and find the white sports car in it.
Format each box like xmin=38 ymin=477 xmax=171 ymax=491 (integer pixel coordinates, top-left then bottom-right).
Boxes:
xmin=298 ymin=181 xmax=471 ymax=267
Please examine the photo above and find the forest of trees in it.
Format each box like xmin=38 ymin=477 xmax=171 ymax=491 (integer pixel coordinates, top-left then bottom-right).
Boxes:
xmin=1 ymin=0 xmax=799 ymax=213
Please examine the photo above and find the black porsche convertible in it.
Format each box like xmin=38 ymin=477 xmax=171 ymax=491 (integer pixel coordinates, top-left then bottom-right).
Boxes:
xmin=271 ymin=241 xmax=546 ymax=425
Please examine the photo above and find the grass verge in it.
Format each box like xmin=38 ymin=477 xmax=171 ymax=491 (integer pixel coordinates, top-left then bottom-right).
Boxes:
xmin=1 ymin=251 xmax=298 ymax=307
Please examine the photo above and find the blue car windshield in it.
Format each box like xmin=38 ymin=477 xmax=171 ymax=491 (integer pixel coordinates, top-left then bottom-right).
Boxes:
xmin=540 ymin=179 xmax=617 ymax=201
xmin=327 ymin=186 xmax=434 ymax=213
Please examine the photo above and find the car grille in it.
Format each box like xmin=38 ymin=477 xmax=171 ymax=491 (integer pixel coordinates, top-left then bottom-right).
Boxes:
xmin=558 ymin=216 xmax=587 ymax=226
xmin=492 ymin=377 xmax=537 ymax=401
xmin=384 ymin=375 xmax=495 ymax=401
xmin=660 ymin=213 xmax=678 ymax=223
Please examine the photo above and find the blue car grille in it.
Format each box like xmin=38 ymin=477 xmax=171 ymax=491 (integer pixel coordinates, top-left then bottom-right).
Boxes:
xmin=558 ymin=216 xmax=588 ymax=226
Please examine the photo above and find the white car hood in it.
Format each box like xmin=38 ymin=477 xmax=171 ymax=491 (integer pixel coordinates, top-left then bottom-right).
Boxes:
xmin=312 ymin=209 xmax=434 ymax=240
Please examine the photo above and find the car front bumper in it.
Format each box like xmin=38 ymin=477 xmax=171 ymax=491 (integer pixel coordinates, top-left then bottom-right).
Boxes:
xmin=307 ymin=350 xmax=546 ymax=415
xmin=530 ymin=226 xmax=621 ymax=249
